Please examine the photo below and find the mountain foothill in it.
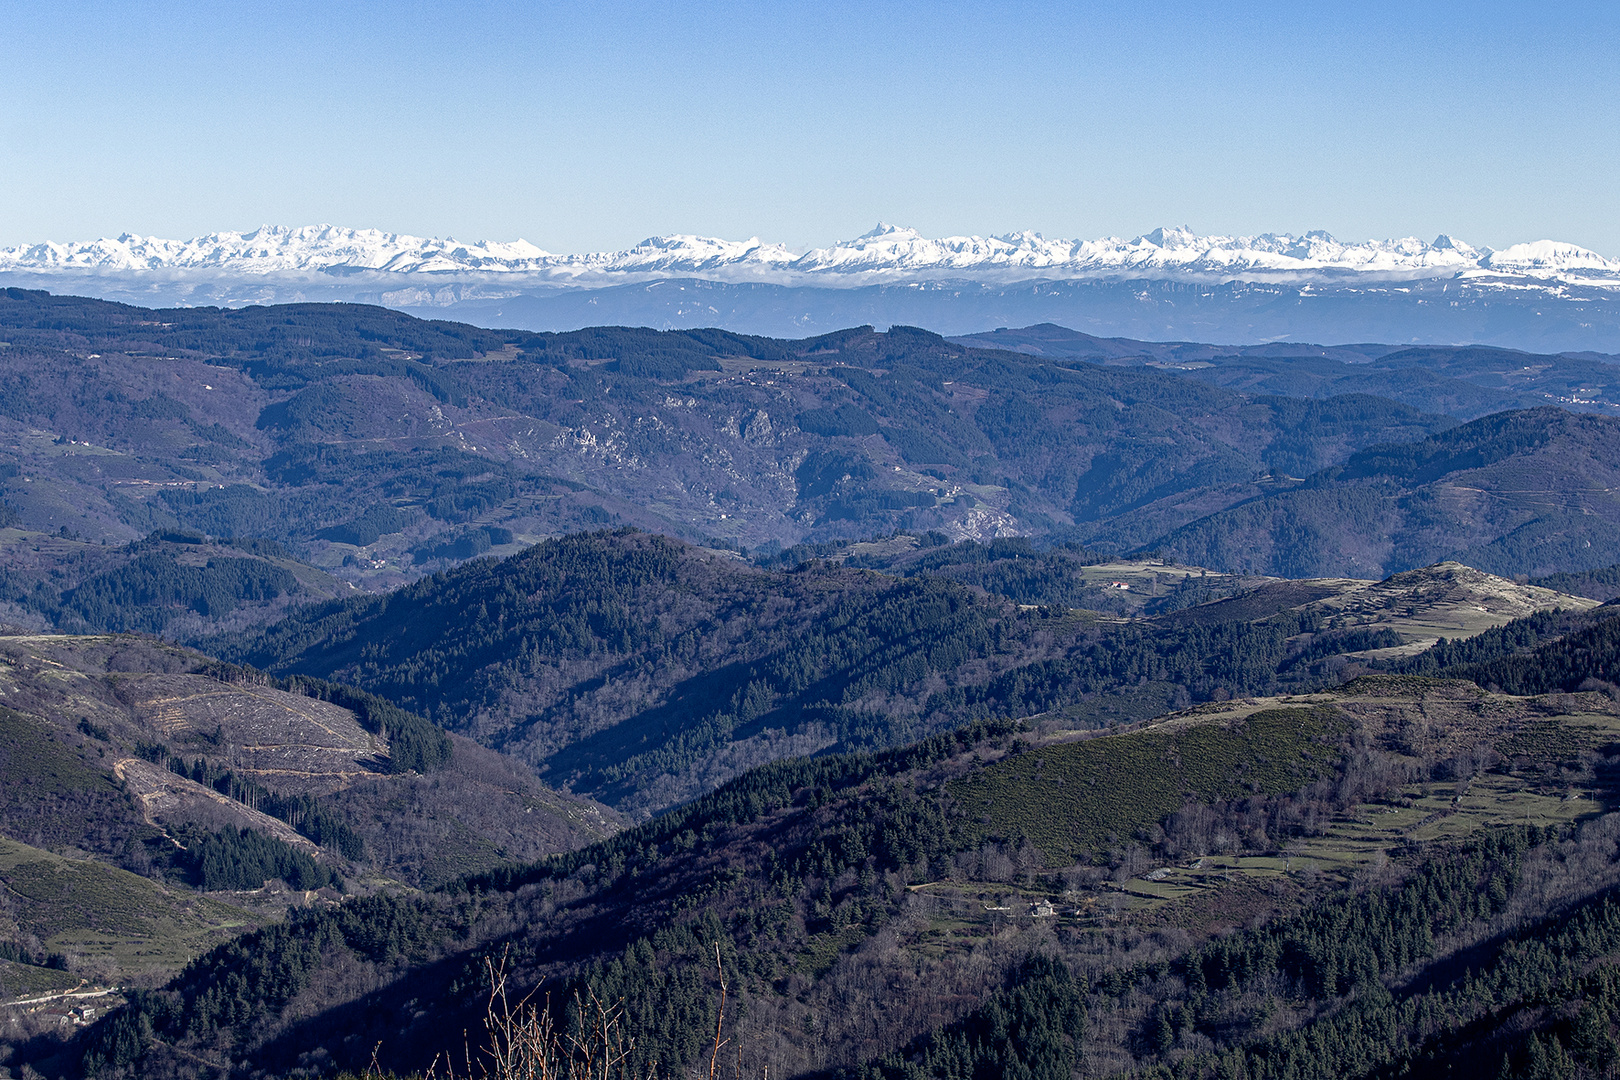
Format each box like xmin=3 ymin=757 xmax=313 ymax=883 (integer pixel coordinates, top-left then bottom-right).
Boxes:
xmin=6 ymin=288 xmax=1620 ymax=1079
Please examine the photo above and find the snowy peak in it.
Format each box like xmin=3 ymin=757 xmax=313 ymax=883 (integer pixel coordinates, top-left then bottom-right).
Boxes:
xmin=1142 ymin=225 xmax=1201 ymax=249
xmin=1430 ymin=234 xmax=1481 ymax=256
xmin=1481 ymin=240 xmax=1615 ymax=273
xmin=577 ymin=234 xmax=797 ymax=273
xmin=1 ymin=223 xmax=1615 ymax=289
xmin=856 ymin=222 xmax=924 ymax=241
xmin=0 ymin=225 xmax=557 ymax=274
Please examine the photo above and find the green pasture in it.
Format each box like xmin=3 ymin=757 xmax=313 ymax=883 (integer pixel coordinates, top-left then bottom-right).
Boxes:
xmin=0 ymin=958 xmax=84 ymax=1002
xmin=0 ymin=837 xmax=257 ymax=980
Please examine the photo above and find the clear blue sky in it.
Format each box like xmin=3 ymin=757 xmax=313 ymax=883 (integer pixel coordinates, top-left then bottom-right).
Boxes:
xmin=2 ymin=0 xmax=1616 ymax=255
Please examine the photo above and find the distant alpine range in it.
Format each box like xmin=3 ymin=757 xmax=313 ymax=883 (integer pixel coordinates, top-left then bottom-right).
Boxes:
xmin=4 ymin=223 xmax=1619 ymax=350
xmin=7 ymin=221 xmax=1619 ymax=282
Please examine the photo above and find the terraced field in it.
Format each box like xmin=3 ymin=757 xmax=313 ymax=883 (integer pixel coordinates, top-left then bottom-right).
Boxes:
xmin=951 ymin=676 xmax=1620 ymax=927
xmin=0 ymin=630 xmax=621 ymax=1006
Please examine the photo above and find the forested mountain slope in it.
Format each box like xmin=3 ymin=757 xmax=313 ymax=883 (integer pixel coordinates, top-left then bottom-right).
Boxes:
xmin=0 ymin=550 xmax=1610 ymax=1078
xmin=4 ymin=289 xmax=1616 ymax=590
xmin=1531 ymin=562 xmax=1620 ymax=602
xmin=56 ymin=658 xmax=1620 ymax=1080
xmin=0 ymin=633 xmax=617 ymax=922
xmin=0 ymin=290 xmax=1478 ymax=574
xmin=1154 ymin=407 xmax=1620 ymax=579
xmin=0 ymin=628 xmax=622 ymax=1071
xmin=0 ymin=527 xmax=347 ymax=640
xmin=6 ymin=288 xmax=1620 ymax=1076
xmin=214 ymin=530 xmax=1594 ymax=816
xmin=956 ymin=324 xmax=1620 ymax=420
xmin=798 ymin=533 xmax=1274 ymax=616
xmin=218 ymin=530 xmax=1047 ymax=814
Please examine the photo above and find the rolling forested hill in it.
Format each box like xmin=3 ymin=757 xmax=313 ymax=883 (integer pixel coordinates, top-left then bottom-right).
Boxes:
xmin=0 ymin=527 xmax=349 ymax=640
xmin=955 ymin=324 xmax=1620 ymax=421
xmin=1154 ymin=407 xmax=1620 ymax=578
xmin=0 ymin=626 xmax=624 ymax=1074
xmin=0 ymin=541 xmax=1613 ymax=1079
xmin=7 ymin=291 xmax=1620 ymax=1080
xmin=47 ymin=624 xmax=1620 ymax=1080
xmin=210 ymin=530 xmax=1594 ymax=817
xmin=10 ymin=288 xmax=1616 ymax=591
xmin=1 ymin=290 xmax=1616 ymax=595
xmin=0 ymin=632 xmax=617 ymax=904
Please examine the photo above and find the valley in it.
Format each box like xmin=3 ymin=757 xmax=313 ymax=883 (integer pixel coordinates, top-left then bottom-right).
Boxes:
xmin=42 ymin=664 xmax=1620 ymax=1080
xmin=4 ymin=524 xmax=1615 ymax=1079
xmin=11 ymin=0 xmax=1620 ymax=1075
xmin=4 ymin=289 xmax=1620 ymax=586
xmin=2 ymin=298 xmax=1620 ymax=1080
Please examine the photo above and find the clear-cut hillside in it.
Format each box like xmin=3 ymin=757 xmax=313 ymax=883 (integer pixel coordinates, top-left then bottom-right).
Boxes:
xmin=0 ymin=634 xmax=620 ymax=895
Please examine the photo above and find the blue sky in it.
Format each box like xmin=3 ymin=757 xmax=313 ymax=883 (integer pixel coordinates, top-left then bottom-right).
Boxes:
xmin=1 ymin=1 xmax=1616 ymax=254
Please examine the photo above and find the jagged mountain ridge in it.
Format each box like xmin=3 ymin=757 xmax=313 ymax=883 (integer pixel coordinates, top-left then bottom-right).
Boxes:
xmin=4 ymin=222 xmax=1615 ymax=286
xmin=6 ymin=225 xmax=1618 ymax=350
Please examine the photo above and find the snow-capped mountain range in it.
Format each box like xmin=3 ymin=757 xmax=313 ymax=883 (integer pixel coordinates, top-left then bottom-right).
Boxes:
xmin=6 ymin=223 xmax=1618 ymax=353
xmin=3 ymin=223 xmax=1616 ymax=288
